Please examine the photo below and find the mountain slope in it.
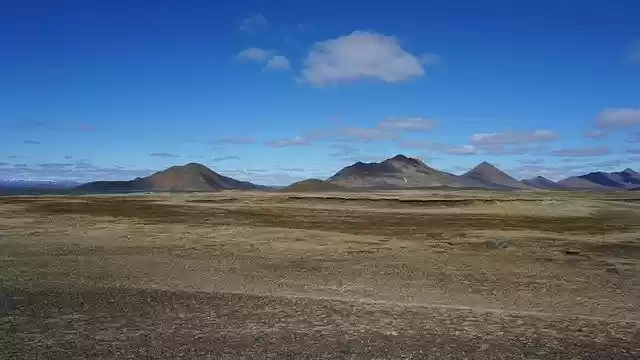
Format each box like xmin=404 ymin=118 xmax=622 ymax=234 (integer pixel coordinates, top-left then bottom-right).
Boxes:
xmin=328 ymin=154 xmax=484 ymax=188
xmin=77 ymin=163 xmax=260 ymax=192
xmin=521 ymin=176 xmax=570 ymax=190
xmin=282 ymin=179 xmax=344 ymax=192
xmin=605 ymin=168 xmax=640 ymax=187
xmin=557 ymin=176 xmax=608 ymax=190
xmin=461 ymin=162 xmax=532 ymax=189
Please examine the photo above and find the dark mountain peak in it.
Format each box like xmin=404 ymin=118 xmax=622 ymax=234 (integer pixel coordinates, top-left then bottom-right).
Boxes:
xmin=170 ymin=162 xmax=210 ymax=172
xmin=383 ymin=154 xmax=425 ymax=167
xmin=475 ymin=161 xmax=498 ymax=170
xmin=463 ymin=161 xmax=530 ymax=189
xmin=622 ymin=168 xmax=638 ymax=175
xmin=389 ymin=154 xmax=411 ymax=161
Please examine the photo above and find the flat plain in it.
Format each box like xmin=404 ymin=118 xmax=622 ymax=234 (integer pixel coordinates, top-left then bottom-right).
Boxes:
xmin=1 ymin=190 xmax=639 ymax=359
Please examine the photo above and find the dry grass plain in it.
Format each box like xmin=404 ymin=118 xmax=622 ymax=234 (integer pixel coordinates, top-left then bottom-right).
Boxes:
xmin=1 ymin=190 xmax=639 ymax=359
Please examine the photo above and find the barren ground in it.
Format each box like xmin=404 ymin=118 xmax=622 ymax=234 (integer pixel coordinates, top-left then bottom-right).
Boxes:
xmin=1 ymin=190 xmax=639 ymax=359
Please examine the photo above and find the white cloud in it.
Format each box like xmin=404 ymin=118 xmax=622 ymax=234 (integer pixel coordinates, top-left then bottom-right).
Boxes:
xmin=237 ymin=47 xmax=273 ymax=62
xmin=378 ymin=117 xmax=436 ymax=131
xmin=265 ymin=55 xmax=291 ymax=71
xmin=394 ymin=140 xmax=477 ymax=156
xmin=444 ymin=145 xmax=476 ymax=155
xmin=240 ymin=14 xmax=268 ymax=33
xmin=265 ymin=136 xmax=312 ymax=147
xmin=211 ymin=156 xmax=241 ymax=162
xmin=300 ymin=31 xmax=436 ymax=85
xmin=470 ymin=130 xmax=558 ymax=145
xmin=595 ymin=108 xmax=640 ymax=128
xmin=149 ymin=152 xmax=180 ymax=158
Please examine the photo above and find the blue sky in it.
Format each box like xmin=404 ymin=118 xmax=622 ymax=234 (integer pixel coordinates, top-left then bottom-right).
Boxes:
xmin=1 ymin=0 xmax=639 ymax=185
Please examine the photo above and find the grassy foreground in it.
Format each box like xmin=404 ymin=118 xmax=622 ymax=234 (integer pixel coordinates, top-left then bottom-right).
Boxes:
xmin=1 ymin=190 xmax=639 ymax=359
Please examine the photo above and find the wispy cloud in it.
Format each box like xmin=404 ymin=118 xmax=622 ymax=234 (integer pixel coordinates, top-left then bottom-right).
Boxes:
xmin=277 ymin=167 xmax=305 ymax=172
xmin=0 ymin=161 xmax=157 ymax=182
xmin=240 ymin=13 xmax=268 ymax=33
xmin=627 ymin=148 xmax=640 ymax=155
xmin=300 ymin=31 xmax=438 ymax=85
xmin=237 ymin=47 xmax=274 ymax=62
xmin=595 ymin=108 xmax=640 ymax=128
xmin=395 ymin=140 xmax=477 ymax=156
xmin=483 ymin=144 xmax=546 ymax=156
xmin=336 ymin=116 xmax=435 ymax=142
xmin=328 ymin=143 xmax=383 ymax=162
xmin=519 ymin=158 xmax=545 ymax=165
xmin=23 ymin=140 xmax=40 ymax=144
xmin=213 ymin=137 xmax=256 ymax=145
xmin=339 ymin=127 xmax=397 ymax=141
xmin=149 ymin=152 xmax=180 ymax=158
xmin=378 ymin=117 xmax=436 ymax=131
xmin=265 ymin=55 xmax=291 ymax=71
xmin=470 ymin=130 xmax=558 ymax=145
xmin=237 ymin=48 xmax=290 ymax=72
xmin=211 ymin=156 xmax=241 ymax=162
xmin=443 ymin=145 xmax=476 ymax=155
xmin=265 ymin=136 xmax=312 ymax=147
xmin=551 ymin=146 xmax=610 ymax=157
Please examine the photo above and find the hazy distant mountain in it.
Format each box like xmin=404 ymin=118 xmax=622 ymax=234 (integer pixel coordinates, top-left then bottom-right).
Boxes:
xmin=282 ymin=179 xmax=344 ymax=192
xmin=461 ymin=161 xmax=532 ymax=189
xmin=0 ymin=180 xmax=80 ymax=189
xmin=558 ymin=168 xmax=640 ymax=190
xmin=521 ymin=176 xmax=570 ymax=190
xmin=77 ymin=163 xmax=260 ymax=192
xmin=328 ymin=154 xmax=484 ymax=188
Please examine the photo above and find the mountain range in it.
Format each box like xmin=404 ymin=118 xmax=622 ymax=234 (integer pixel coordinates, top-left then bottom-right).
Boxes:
xmin=26 ymin=155 xmax=640 ymax=193
xmin=327 ymin=156 xmax=640 ymax=191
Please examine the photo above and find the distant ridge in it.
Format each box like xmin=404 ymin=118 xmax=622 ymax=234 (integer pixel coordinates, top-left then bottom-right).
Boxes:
xmin=521 ymin=176 xmax=570 ymax=190
xmin=461 ymin=161 xmax=531 ymax=189
xmin=77 ymin=163 xmax=260 ymax=192
xmin=328 ymin=154 xmax=484 ymax=188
